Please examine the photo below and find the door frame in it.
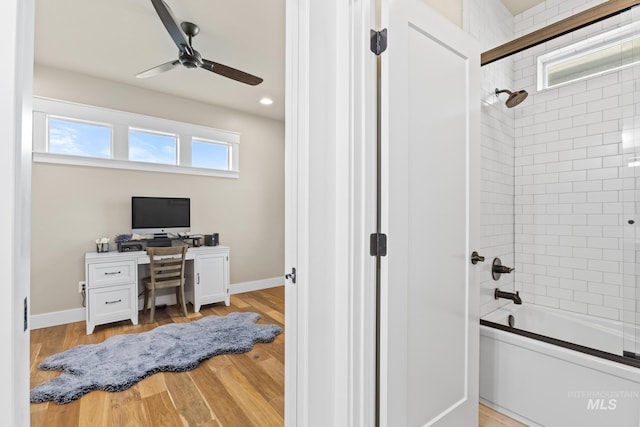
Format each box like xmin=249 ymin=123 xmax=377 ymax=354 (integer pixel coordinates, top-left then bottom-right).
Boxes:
xmin=284 ymin=0 xmax=378 ymax=425
xmin=10 ymin=0 xmax=379 ymax=424
xmin=5 ymin=0 xmax=34 ymax=425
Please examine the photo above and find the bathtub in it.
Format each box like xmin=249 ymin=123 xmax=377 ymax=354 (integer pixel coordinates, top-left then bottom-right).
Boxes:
xmin=480 ymin=304 xmax=640 ymax=427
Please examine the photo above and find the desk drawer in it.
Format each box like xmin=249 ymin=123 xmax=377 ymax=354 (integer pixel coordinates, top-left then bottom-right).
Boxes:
xmin=87 ymin=260 xmax=136 ymax=288
xmin=88 ymin=284 xmax=135 ymax=323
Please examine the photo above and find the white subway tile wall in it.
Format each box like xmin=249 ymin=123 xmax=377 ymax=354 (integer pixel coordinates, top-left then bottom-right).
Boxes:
xmin=467 ymin=0 xmax=640 ymax=328
xmin=513 ymin=2 xmax=640 ymax=322
xmin=466 ymin=0 xmax=516 ymax=317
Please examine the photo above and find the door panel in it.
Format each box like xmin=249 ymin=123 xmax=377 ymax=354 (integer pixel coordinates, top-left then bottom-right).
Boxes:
xmin=380 ymin=0 xmax=480 ymax=425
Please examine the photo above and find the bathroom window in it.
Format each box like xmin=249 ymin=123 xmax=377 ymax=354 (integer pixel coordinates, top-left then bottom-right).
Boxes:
xmin=538 ymin=21 xmax=640 ymax=90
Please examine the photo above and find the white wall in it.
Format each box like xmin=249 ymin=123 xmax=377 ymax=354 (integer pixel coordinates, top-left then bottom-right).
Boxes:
xmin=31 ymin=65 xmax=285 ymax=316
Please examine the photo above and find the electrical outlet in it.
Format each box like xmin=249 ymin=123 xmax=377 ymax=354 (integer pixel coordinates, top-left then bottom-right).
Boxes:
xmin=78 ymin=281 xmax=86 ymax=293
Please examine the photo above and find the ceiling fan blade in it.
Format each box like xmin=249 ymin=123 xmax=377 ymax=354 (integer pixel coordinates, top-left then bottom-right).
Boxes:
xmin=201 ymin=59 xmax=263 ymax=86
xmin=150 ymin=0 xmax=193 ymax=55
xmin=136 ymin=60 xmax=181 ymax=79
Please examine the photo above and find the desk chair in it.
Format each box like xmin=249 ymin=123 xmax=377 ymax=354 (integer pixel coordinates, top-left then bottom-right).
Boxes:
xmin=143 ymin=245 xmax=188 ymax=323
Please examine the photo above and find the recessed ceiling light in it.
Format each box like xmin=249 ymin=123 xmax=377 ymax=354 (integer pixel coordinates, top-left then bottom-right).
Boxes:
xmin=260 ymin=97 xmax=273 ymax=105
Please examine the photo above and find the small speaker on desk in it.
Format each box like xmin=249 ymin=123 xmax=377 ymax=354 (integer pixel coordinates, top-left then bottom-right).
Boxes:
xmin=204 ymin=233 xmax=219 ymax=246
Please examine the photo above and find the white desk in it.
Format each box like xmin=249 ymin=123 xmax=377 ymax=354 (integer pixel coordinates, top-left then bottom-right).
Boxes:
xmin=84 ymin=245 xmax=230 ymax=334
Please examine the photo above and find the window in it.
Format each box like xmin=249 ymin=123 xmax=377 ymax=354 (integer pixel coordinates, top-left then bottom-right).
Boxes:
xmin=32 ymin=97 xmax=240 ymax=178
xmin=48 ymin=117 xmax=111 ymax=158
xmin=129 ymin=129 xmax=177 ymax=165
xmin=191 ymin=139 xmax=230 ymax=170
xmin=538 ymin=22 xmax=640 ymax=90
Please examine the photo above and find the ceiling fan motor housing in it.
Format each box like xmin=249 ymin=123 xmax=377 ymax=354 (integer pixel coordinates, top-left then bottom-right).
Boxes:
xmin=179 ymin=50 xmax=202 ymax=69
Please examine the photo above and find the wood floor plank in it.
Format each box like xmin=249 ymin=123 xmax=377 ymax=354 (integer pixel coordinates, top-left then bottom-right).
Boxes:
xmin=229 ymin=351 xmax=283 ymax=405
xmin=189 ymin=360 xmax=255 ymax=427
xmin=78 ymin=389 xmax=111 ymax=426
xmin=143 ymin=391 xmax=184 ymax=427
xmin=163 ymin=370 xmax=215 ymax=426
xmin=44 ymin=398 xmax=80 ymax=427
xmin=215 ymin=362 xmax=283 ymax=427
xmin=479 ymin=403 xmax=528 ymax=427
xmin=136 ymin=371 xmax=168 ymax=399
xmin=111 ymin=400 xmax=150 ymax=427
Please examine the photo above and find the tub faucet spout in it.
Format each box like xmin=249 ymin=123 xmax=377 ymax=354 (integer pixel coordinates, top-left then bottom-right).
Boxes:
xmin=494 ymin=288 xmax=522 ymax=305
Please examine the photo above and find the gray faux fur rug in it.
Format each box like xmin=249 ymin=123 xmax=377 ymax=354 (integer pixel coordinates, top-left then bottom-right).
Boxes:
xmin=30 ymin=311 xmax=282 ymax=404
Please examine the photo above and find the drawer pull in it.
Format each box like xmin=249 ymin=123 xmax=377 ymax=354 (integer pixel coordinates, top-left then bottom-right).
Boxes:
xmin=104 ymin=271 xmax=122 ymax=276
xmin=105 ymin=299 xmax=122 ymax=305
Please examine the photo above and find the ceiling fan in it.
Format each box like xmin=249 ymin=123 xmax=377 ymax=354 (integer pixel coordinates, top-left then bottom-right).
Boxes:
xmin=136 ymin=0 xmax=263 ymax=85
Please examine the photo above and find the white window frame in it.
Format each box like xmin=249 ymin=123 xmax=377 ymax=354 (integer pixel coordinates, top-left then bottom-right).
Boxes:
xmin=537 ymin=20 xmax=640 ymax=91
xmin=32 ymin=96 xmax=240 ymax=178
xmin=191 ymin=137 xmax=232 ymax=170
xmin=128 ymin=127 xmax=179 ymax=165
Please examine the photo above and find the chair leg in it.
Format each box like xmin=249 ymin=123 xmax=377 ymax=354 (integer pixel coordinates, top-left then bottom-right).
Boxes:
xmin=150 ymin=287 xmax=156 ymax=323
xmin=143 ymin=287 xmax=149 ymax=313
xmin=179 ymin=285 xmax=188 ymax=317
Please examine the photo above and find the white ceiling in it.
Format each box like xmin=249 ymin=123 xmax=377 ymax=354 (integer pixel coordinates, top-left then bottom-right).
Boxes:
xmin=34 ymin=0 xmax=286 ymax=121
xmin=35 ymin=0 xmax=544 ymax=122
xmin=501 ymin=0 xmax=545 ymax=15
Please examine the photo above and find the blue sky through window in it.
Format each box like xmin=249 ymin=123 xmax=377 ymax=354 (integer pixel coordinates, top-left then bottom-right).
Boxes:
xmin=192 ymin=140 xmax=229 ymax=170
xmin=48 ymin=118 xmax=111 ymax=158
xmin=129 ymin=130 xmax=177 ymax=165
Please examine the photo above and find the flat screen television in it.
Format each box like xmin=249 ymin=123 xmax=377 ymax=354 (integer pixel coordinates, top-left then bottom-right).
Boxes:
xmin=131 ymin=196 xmax=190 ymax=235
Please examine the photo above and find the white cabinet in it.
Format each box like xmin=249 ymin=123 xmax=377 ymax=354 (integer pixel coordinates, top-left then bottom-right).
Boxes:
xmin=187 ymin=247 xmax=230 ymax=312
xmin=85 ymin=255 xmax=138 ymax=334
xmin=85 ymin=245 xmax=230 ymax=334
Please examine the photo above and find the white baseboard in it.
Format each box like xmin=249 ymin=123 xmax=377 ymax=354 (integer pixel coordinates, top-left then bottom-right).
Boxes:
xmin=30 ymin=308 xmax=86 ymax=331
xmin=29 ymin=276 xmax=284 ymax=330
xmin=230 ymin=276 xmax=283 ymax=294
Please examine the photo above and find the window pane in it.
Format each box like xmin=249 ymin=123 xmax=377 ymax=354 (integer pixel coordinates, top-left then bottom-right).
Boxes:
xmin=192 ymin=139 xmax=230 ymax=170
xmin=48 ymin=117 xmax=111 ymax=158
xmin=547 ymin=38 xmax=640 ymax=87
xmin=129 ymin=129 xmax=177 ymax=165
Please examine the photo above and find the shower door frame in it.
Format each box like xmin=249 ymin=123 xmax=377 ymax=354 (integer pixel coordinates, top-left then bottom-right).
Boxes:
xmin=481 ymin=0 xmax=640 ymax=66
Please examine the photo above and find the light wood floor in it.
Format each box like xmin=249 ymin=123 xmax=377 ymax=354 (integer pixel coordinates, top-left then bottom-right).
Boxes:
xmin=31 ymin=287 xmax=285 ymax=427
xmin=480 ymin=404 xmax=528 ymax=427
xmin=31 ymin=286 xmax=526 ymax=427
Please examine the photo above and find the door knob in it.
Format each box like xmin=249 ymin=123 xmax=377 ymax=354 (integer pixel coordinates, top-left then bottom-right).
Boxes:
xmin=471 ymin=251 xmax=485 ymax=265
xmin=285 ymin=267 xmax=296 ymax=284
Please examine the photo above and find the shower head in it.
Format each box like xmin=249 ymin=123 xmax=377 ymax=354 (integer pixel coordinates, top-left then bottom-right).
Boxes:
xmin=495 ymin=88 xmax=528 ymax=108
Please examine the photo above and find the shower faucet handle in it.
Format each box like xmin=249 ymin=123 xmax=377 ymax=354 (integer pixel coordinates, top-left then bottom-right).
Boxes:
xmin=470 ymin=251 xmax=485 ymax=265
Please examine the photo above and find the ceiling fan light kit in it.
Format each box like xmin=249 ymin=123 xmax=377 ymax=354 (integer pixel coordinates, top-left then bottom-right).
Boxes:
xmin=138 ymin=0 xmax=263 ymax=86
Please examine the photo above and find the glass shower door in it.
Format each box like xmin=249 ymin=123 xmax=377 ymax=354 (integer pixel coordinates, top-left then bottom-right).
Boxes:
xmin=622 ymin=13 xmax=640 ymax=359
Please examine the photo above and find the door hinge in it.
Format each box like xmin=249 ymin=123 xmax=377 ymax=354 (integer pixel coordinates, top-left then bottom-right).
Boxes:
xmin=370 ymin=233 xmax=387 ymax=257
xmin=370 ymin=29 xmax=387 ymax=55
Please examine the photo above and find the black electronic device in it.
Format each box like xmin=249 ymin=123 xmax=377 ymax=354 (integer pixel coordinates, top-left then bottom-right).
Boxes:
xmin=118 ymin=241 xmax=146 ymax=252
xmin=146 ymin=238 xmax=172 ymax=247
xmin=204 ymin=233 xmax=219 ymax=246
xmin=131 ymin=196 xmax=190 ymax=235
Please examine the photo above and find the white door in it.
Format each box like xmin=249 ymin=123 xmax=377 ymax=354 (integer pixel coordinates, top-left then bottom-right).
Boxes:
xmin=379 ymin=0 xmax=480 ymax=426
